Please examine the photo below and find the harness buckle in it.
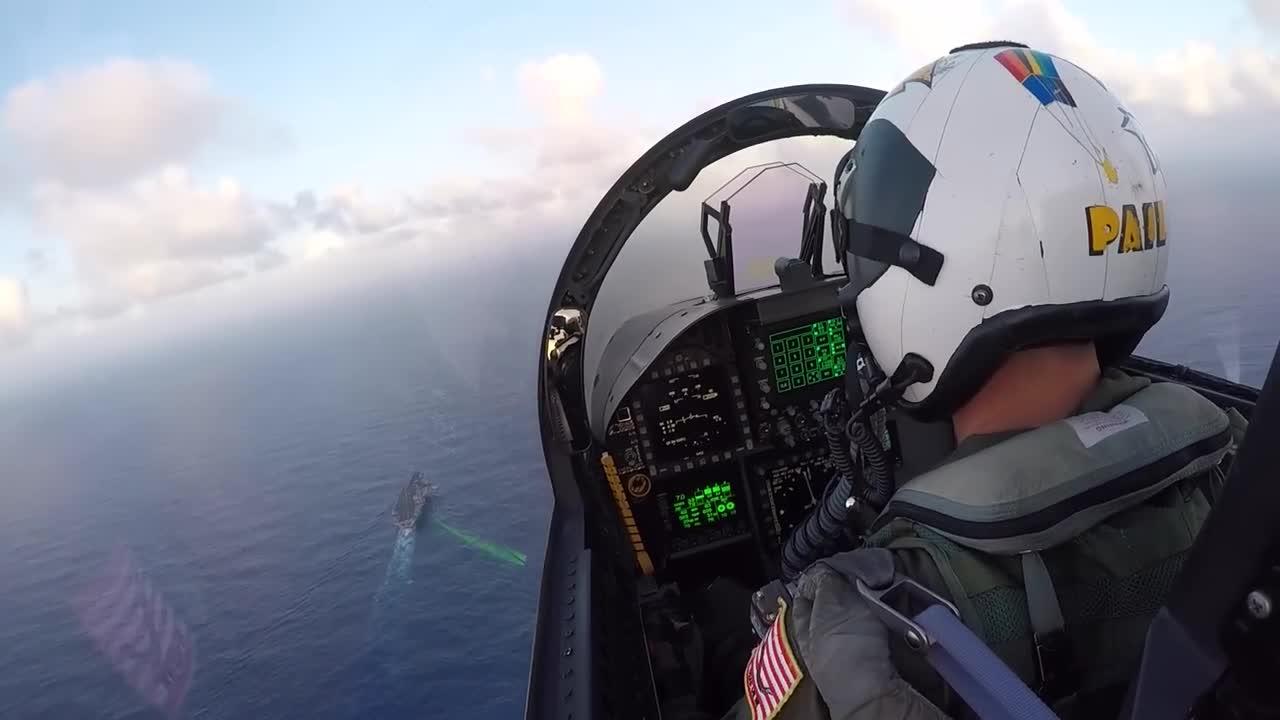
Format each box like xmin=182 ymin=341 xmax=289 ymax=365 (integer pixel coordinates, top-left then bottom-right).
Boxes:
xmin=751 ymin=579 xmax=795 ymax=639
xmin=1034 ymin=629 xmax=1078 ymax=701
xmin=856 ymin=576 xmax=960 ymax=653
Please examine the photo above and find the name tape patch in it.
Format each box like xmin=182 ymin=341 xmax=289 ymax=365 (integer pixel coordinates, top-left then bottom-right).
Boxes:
xmin=1065 ymin=403 xmax=1150 ymax=448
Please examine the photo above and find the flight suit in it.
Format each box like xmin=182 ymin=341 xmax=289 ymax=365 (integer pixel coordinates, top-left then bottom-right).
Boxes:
xmin=725 ymin=370 xmax=1245 ymax=720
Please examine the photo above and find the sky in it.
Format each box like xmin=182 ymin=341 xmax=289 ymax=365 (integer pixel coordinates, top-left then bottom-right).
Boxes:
xmin=0 ymin=0 xmax=1277 ymax=380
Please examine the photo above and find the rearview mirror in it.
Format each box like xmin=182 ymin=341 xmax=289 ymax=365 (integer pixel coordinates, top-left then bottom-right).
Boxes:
xmin=728 ymin=94 xmax=859 ymax=144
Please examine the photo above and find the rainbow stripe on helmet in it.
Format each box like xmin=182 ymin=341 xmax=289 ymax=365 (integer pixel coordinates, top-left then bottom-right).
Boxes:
xmin=995 ymin=48 xmax=1077 ymax=108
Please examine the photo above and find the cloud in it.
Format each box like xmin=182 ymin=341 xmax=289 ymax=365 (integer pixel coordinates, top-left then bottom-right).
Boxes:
xmin=32 ymin=166 xmax=275 ymax=305
xmin=301 ymin=229 xmax=346 ymax=260
xmin=2 ymin=59 xmax=226 ymax=186
xmin=461 ymin=126 xmax=528 ymax=154
xmin=838 ymin=0 xmax=988 ymax=62
xmin=110 ymin=259 xmax=247 ymax=301
xmin=409 ymin=137 xmax=648 ymax=245
xmin=21 ymin=168 xmax=421 ymax=326
xmin=254 ymin=248 xmax=288 ymax=272
xmin=840 ymin=0 xmax=1280 ymax=116
xmin=34 ymin=167 xmax=272 ymax=265
xmin=1250 ymin=0 xmax=1280 ymax=32
xmin=414 ymin=176 xmax=557 ymax=220
xmin=464 ymin=121 xmax=648 ymax=175
xmin=517 ymin=53 xmax=605 ymax=124
xmin=0 ymin=51 xmax=648 ymax=346
xmin=0 ymin=57 xmax=316 ymax=335
xmin=0 ymin=277 xmax=31 ymax=349
xmin=319 ymin=186 xmax=410 ymax=235
xmin=535 ymin=122 xmax=634 ymax=171
xmin=513 ymin=53 xmax=654 ymax=174
xmin=23 ymin=248 xmax=47 ymax=275
xmin=450 ymin=52 xmax=657 ymax=232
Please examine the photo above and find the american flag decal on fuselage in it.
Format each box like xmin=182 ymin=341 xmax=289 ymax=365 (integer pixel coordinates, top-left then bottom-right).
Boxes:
xmin=743 ymin=598 xmax=802 ymax=720
xmin=73 ymin=546 xmax=196 ymax=718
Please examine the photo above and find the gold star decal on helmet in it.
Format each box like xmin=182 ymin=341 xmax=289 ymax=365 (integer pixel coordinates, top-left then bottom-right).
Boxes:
xmin=1101 ymin=155 xmax=1119 ymax=185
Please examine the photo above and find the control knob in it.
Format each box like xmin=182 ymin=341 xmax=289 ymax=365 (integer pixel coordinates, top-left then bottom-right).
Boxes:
xmin=777 ymin=418 xmax=797 ymax=448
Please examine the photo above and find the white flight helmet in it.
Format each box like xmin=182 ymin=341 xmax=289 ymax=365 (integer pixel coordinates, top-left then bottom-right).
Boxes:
xmin=836 ymin=41 xmax=1169 ymax=420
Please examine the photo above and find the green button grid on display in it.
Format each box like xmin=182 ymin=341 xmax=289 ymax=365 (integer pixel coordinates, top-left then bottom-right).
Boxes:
xmin=768 ymin=318 xmax=846 ymax=393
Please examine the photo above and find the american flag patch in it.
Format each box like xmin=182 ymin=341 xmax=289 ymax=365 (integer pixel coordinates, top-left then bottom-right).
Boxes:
xmin=73 ymin=546 xmax=196 ymax=719
xmin=743 ymin=599 xmax=803 ymax=720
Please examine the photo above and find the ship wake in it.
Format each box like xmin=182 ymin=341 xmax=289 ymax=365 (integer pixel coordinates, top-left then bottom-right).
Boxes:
xmin=345 ymin=528 xmax=418 ymax=719
xmin=372 ymin=528 xmax=416 ymax=625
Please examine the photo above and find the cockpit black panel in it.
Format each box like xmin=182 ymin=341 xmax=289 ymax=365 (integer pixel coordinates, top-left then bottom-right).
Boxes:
xmin=662 ymin=464 xmax=751 ymax=556
xmin=597 ymin=280 xmax=857 ymax=576
xmin=749 ymin=449 xmax=842 ymax=551
xmin=590 ymin=298 xmax=736 ymax=441
xmin=642 ymin=366 xmax=738 ymax=465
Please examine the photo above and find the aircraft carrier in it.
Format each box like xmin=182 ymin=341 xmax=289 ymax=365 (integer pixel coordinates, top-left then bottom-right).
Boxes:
xmin=392 ymin=471 xmax=431 ymax=530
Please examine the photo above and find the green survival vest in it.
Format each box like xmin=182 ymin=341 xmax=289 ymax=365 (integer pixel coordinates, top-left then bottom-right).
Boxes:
xmin=866 ymin=370 xmax=1245 ymax=717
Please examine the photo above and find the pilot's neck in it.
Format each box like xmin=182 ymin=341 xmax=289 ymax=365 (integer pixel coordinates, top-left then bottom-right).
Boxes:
xmin=951 ymin=342 xmax=1101 ymax=445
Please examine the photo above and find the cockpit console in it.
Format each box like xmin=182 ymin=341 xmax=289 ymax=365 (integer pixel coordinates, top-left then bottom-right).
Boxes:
xmin=598 ymin=279 xmax=865 ymax=577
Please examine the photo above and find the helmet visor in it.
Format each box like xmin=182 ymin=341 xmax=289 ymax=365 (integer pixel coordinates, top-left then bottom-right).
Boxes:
xmin=837 ymin=118 xmax=944 ymax=298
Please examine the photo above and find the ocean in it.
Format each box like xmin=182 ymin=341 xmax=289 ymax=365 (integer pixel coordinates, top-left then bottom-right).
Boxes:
xmin=0 ymin=253 xmax=556 ymax=720
xmin=0 ymin=236 xmax=1275 ymax=719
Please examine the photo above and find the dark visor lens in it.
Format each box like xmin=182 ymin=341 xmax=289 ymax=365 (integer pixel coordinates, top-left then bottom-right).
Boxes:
xmin=838 ymin=118 xmax=943 ymax=298
xmin=844 ymin=252 xmax=891 ymax=299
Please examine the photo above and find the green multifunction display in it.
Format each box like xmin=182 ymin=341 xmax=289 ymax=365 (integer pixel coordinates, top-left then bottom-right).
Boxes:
xmin=768 ymin=317 xmax=847 ymax=393
xmin=672 ymin=480 xmax=738 ymax=530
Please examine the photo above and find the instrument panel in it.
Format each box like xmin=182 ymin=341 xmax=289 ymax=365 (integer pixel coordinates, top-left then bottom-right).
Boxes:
xmin=601 ymin=289 xmax=853 ymax=572
xmin=749 ymin=448 xmax=842 ymax=551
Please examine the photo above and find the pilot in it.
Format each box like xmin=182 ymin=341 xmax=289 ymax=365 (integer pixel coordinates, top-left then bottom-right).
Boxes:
xmin=725 ymin=42 xmax=1246 ymax=720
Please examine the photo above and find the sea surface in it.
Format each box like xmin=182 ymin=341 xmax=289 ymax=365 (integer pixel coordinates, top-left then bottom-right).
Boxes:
xmin=0 ymin=255 xmax=556 ymax=720
xmin=0 ymin=240 xmax=1275 ymax=720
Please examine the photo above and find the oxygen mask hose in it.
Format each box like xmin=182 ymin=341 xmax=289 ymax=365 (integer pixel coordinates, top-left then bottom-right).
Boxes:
xmin=781 ymin=473 xmax=856 ymax=580
xmin=848 ymin=418 xmax=892 ymax=509
xmin=780 ymin=357 xmax=933 ymax=580
xmin=820 ymin=390 xmax=877 ymax=537
xmin=780 ymin=390 xmax=859 ymax=581
xmin=822 ymin=389 xmax=854 ymax=478
xmin=847 ymin=353 xmax=934 ymax=510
